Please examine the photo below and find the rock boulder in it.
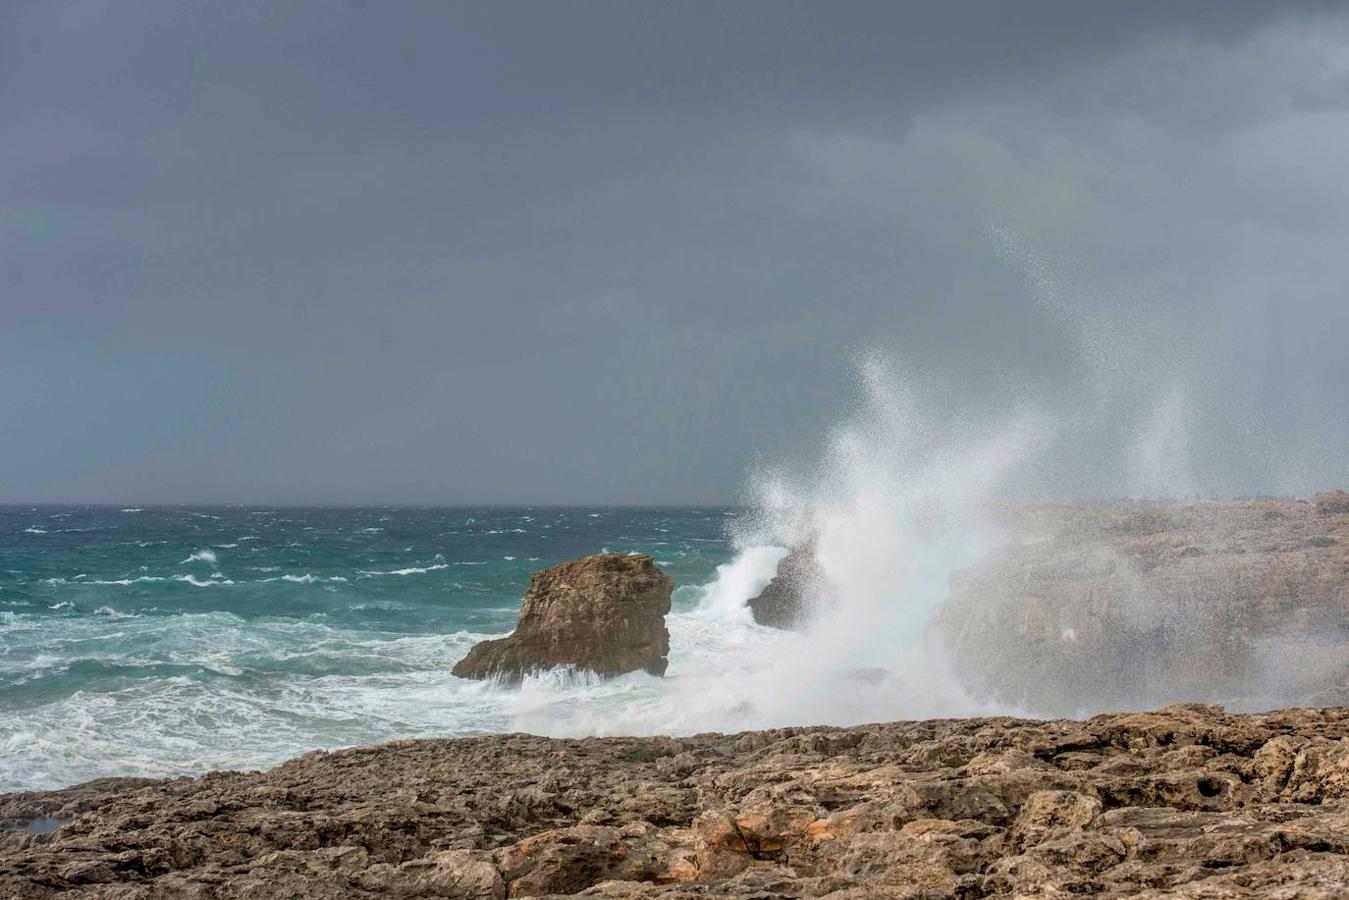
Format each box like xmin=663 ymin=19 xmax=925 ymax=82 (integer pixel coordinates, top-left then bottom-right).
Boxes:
xmin=453 ymin=553 xmax=672 ymax=682
xmin=746 ymin=546 xmax=817 ymax=630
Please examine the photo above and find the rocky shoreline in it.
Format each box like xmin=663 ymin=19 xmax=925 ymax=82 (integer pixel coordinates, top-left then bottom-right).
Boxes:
xmin=5 ymin=704 xmax=1349 ymax=897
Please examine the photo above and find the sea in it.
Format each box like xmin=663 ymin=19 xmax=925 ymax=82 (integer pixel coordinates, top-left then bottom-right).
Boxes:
xmin=1 ymin=496 xmax=1006 ymax=793
xmin=0 ymin=506 xmax=784 ymax=792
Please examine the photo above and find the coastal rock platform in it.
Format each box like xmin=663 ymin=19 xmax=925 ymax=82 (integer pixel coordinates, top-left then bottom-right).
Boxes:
xmin=935 ymin=498 xmax=1349 ymax=716
xmin=5 ymin=704 xmax=1349 ymax=897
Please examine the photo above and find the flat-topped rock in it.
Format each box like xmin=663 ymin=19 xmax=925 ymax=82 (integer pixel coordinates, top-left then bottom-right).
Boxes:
xmin=453 ymin=553 xmax=673 ymax=682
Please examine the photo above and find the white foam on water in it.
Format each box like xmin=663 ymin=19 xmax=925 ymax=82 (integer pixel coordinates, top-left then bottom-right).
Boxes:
xmin=87 ymin=576 xmax=167 ymax=586
xmin=180 ymin=549 xmax=218 ymax=566
xmin=173 ymin=574 xmax=234 ymax=587
xmin=357 ymin=564 xmax=450 ymax=577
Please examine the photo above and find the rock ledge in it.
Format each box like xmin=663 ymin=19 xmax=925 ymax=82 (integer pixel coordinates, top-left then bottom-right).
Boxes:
xmin=6 ymin=705 xmax=1349 ymax=897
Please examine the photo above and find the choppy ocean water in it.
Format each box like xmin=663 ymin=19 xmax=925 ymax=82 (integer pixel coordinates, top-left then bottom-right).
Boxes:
xmin=0 ymin=506 xmax=765 ymax=792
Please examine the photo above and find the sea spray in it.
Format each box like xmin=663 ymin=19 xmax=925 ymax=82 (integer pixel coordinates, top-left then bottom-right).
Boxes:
xmin=723 ymin=355 xmax=1042 ymax=723
xmin=690 ymin=546 xmax=787 ymax=622
xmin=508 ymin=356 xmax=1043 ymax=735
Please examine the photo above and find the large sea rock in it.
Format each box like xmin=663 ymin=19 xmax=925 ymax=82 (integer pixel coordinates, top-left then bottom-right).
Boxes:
xmin=933 ymin=498 xmax=1349 ymax=716
xmin=7 ymin=705 xmax=1349 ymax=896
xmin=452 ymin=553 xmax=673 ymax=682
xmin=746 ymin=546 xmax=817 ymax=630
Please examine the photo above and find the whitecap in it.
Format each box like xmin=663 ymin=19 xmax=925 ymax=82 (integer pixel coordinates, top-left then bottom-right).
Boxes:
xmin=23 ymin=527 xmax=47 ymax=535
xmin=180 ymin=549 xmax=218 ymax=566
xmin=173 ymin=574 xmax=233 ymax=587
xmin=357 ymin=564 xmax=450 ymax=577
xmin=88 ymin=576 xmax=167 ymax=586
xmin=93 ymin=606 xmax=134 ymax=618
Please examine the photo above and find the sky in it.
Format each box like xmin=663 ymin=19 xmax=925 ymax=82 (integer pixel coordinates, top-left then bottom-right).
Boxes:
xmin=3 ymin=0 xmax=1347 ymax=504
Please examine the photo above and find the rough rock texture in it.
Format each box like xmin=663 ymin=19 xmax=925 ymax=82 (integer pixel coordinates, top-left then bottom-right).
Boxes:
xmin=6 ymin=705 xmax=1349 ymax=897
xmin=1316 ymin=490 xmax=1349 ymax=515
xmin=453 ymin=554 xmax=673 ymax=682
xmin=933 ymin=499 xmax=1349 ymax=716
xmin=746 ymin=546 xmax=818 ymax=630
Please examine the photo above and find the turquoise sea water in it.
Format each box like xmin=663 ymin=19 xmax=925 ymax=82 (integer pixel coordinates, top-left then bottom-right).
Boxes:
xmin=0 ymin=506 xmax=740 ymax=791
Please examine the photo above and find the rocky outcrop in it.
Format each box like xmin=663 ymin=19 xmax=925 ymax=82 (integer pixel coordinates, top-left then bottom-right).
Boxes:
xmin=933 ymin=499 xmax=1349 ymax=716
xmin=746 ymin=546 xmax=817 ymax=630
xmin=1316 ymin=489 xmax=1349 ymax=515
xmin=452 ymin=554 xmax=672 ymax=682
xmin=6 ymin=705 xmax=1349 ymax=897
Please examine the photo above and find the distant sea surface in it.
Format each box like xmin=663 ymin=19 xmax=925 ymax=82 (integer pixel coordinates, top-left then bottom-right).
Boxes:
xmin=0 ymin=506 xmax=745 ymax=792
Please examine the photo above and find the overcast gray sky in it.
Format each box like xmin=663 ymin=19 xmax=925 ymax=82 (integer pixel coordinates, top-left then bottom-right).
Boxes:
xmin=3 ymin=0 xmax=1346 ymax=504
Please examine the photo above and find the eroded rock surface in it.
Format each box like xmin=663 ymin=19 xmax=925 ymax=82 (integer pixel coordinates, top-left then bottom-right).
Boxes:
xmin=747 ymin=546 xmax=818 ymax=630
xmin=933 ymin=499 xmax=1349 ymax=716
xmin=5 ymin=705 xmax=1349 ymax=897
xmin=453 ymin=554 xmax=673 ymax=682
xmin=1316 ymin=490 xmax=1349 ymax=515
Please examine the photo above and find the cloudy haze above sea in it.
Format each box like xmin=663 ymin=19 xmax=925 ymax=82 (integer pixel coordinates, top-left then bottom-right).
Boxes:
xmin=3 ymin=0 xmax=1347 ymax=504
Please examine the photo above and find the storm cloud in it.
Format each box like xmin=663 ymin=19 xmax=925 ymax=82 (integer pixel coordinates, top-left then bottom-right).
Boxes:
xmin=3 ymin=1 xmax=1346 ymax=503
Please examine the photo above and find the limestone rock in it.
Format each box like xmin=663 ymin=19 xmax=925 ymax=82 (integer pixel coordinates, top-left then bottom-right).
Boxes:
xmin=746 ymin=546 xmax=817 ymax=629
xmin=453 ymin=554 xmax=672 ymax=682
xmin=932 ymin=498 xmax=1349 ymax=716
xmin=7 ymin=706 xmax=1349 ymax=897
xmin=1315 ymin=489 xmax=1349 ymax=515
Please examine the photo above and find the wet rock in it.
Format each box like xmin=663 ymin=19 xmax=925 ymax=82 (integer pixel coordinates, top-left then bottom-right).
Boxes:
xmin=745 ymin=546 xmax=818 ymax=629
xmin=452 ymin=554 xmax=672 ymax=682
